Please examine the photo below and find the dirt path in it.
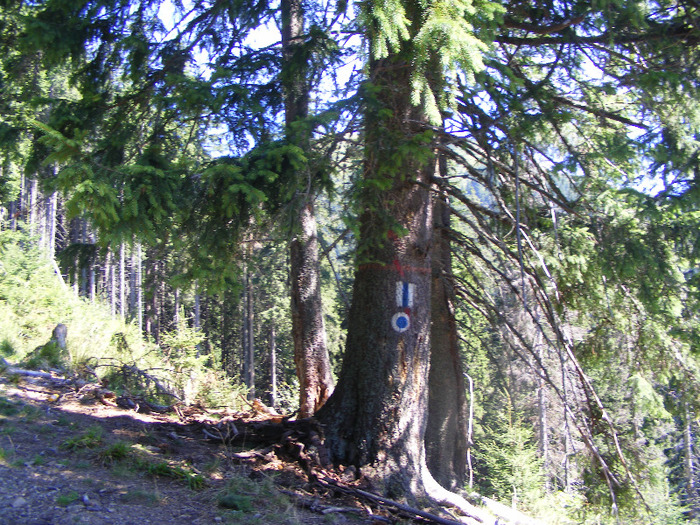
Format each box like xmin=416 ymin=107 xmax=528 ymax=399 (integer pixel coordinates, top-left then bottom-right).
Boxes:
xmin=0 ymin=374 xmax=362 ymax=525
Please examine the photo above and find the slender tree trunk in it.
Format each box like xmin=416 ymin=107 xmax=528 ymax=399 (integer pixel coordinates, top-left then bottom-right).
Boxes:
xmin=144 ymin=249 xmax=160 ymax=341
xmin=269 ymin=322 xmax=277 ymax=408
xmin=465 ymin=372 xmax=475 ymax=489
xmin=561 ymin=347 xmax=572 ymax=492
xmin=221 ymin=294 xmax=231 ymax=375
xmin=174 ymin=288 xmax=181 ymax=329
xmin=194 ymin=282 xmax=202 ymax=355
xmin=136 ymin=243 xmax=143 ymax=332
xmin=80 ymin=219 xmax=88 ymax=297
xmin=536 ymin=338 xmax=550 ymax=492
xmin=243 ymin=263 xmax=256 ymax=399
xmin=119 ymin=243 xmax=126 ymax=318
xmin=29 ymin=177 xmax=38 ymax=236
xmin=108 ymin=250 xmax=116 ymax=315
xmin=194 ymin=282 xmax=201 ymax=330
xmin=425 ymin=184 xmax=468 ymax=490
xmin=281 ymin=0 xmax=334 ymax=417
xmin=129 ymin=242 xmax=139 ymax=318
xmin=70 ymin=217 xmax=81 ymax=296
xmin=84 ymin=225 xmax=95 ymax=302
xmin=684 ymin=401 xmax=699 ymax=518
xmin=290 ymin=203 xmax=334 ymax=416
xmin=47 ymin=191 xmax=57 ymax=260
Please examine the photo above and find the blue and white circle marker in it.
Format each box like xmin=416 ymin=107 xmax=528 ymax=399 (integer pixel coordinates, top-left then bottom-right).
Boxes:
xmin=391 ymin=312 xmax=411 ymax=333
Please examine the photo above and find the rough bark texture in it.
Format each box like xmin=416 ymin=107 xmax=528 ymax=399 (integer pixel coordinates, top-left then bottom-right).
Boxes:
xmin=316 ymin=5 xmax=506 ymax=521
xmin=243 ymin=264 xmax=255 ymax=400
xmin=425 ymin=190 xmax=469 ymax=490
xmin=290 ymin=202 xmax=334 ymax=417
xmin=316 ymin=25 xmax=437 ymax=494
xmin=283 ymin=0 xmax=334 ymax=418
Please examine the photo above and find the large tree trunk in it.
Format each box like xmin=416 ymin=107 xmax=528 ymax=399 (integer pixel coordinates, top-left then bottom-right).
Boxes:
xmin=316 ymin=23 xmax=438 ymax=494
xmin=316 ymin=8 xmax=492 ymax=520
xmin=282 ymin=0 xmax=334 ymax=418
xmin=425 ymin=184 xmax=469 ymax=490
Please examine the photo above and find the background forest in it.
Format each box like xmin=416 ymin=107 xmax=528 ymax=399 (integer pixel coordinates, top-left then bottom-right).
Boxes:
xmin=2 ymin=0 xmax=700 ymax=523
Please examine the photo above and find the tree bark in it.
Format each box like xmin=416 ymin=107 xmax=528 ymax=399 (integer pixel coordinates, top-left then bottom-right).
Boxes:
xmin=290 ymin=203 xmax=334 ymax=417
xmin=119 ymin=243 xmax=126 ymax=317
xmin=108 ymin=249 xmax=116 ymax=315
xmin=243 ymin=262 xmax=256 ymax=400
xmin=317 ymin=18 xmax=437 ymax=494
xmin=47 ymin=191 xmax=57 ymax=260
xmin=425 ymin=185 xmax=469 ymax=490
xmin=684 ymin=401 xmax=699 ymax=518
xmin=269 ymin=322 xmax=277 ymax=408
xmin=536 ymin=339 xmax=549 ymax=492
xmin=282 ymin=0 xmax=334 ymax=418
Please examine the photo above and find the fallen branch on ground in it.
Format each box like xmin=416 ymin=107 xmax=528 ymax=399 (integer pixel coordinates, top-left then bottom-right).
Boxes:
xmin=314 ymin=475 xmax=475 ymax=525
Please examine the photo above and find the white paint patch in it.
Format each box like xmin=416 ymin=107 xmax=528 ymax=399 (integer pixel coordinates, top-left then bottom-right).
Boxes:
xmin=391 ymin=312 xmax=411 ymax=333
xmin=396 ymin=281 xmax=415 ymax=309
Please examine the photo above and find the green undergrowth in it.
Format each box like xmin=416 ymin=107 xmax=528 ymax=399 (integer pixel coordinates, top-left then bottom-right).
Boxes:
xmin=0 ymin=226 xmax=246 ymax=410
xmin=60 ymin=426 xmax=206 ymax=489
xmin=58 ymin=425 xmax=302 ymax=520
xmin=216 ymin=474 xmax=299 ymax=522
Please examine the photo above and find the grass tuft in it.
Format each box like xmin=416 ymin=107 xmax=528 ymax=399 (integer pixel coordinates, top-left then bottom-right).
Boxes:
xmin=60 ymin=424 xmax=103 ymax=450
xmin=55 ymin=491 xmax=80 ymax=507
xmin=96 ymin=440 xmax=132 ymax=465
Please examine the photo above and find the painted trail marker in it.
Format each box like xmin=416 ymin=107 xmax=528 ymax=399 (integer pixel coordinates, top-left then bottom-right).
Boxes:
xmin=396 ymin=281 xmax=415 ymax=309
xmin=392 ymin=312 xmax=411 ymax=333
xmin=392 ymin=281 xmax=415 ymax=333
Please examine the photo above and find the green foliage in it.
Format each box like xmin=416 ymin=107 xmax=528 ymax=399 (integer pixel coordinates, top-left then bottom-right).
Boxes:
xmin=477 ymin=401 xmax=545 ymax=511
xmin=22 ymin=340 xmax=66 ymax=370
xmin=410 ymin=0 xmax=499 ymax=123
xmin=364 ymin=0 xmax=411 ymax=59
xmin=4 ymin=0 xmax=700 ymax=519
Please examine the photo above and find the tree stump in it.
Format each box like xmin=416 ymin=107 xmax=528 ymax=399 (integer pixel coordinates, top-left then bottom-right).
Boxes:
xmin=51 ymin=324 xmax=68 ymax=351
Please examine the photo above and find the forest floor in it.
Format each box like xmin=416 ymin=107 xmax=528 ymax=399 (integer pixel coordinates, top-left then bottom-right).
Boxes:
xmin=0 ymin=371 xmax=391 ymax=525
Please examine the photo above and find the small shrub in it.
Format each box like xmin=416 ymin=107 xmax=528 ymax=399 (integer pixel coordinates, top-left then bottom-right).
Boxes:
xmin=0 ymin=339 xmax=13 ymax=357
xmin=22 ymin=341 xmax=66 ymax=370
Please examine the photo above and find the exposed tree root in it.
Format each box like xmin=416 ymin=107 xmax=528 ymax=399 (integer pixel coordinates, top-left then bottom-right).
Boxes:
xmin=0 ymin=364 xmax=545 ymax=525
xmin=199 ymin=412 xmax=549 ymax=525
xmin=420 ymin=463 xmax=494 ymax=524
